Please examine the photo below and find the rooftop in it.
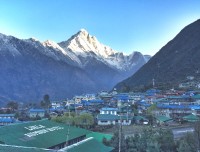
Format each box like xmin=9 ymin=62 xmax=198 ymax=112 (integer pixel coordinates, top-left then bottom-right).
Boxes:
xmin=0 ymin=119 xmax=90 ymax=149
xmin=63 ymin=138 xmax=113 ymax=152
xmin=101 ymin=107 xmax=118 ymax=111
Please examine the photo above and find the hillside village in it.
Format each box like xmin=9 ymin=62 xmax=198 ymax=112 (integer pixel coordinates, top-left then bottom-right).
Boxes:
xmin=2 ymin=87 xmax=200 ymax=126
xmin=1 ymin=85 xmax=200 ymax=151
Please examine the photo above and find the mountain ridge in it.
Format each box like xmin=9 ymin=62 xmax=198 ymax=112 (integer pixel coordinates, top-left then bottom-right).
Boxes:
xmin=0 ymin=29 xmax=150 ymax=103
xmin=115 ymin=19 xmax=200 ymax=90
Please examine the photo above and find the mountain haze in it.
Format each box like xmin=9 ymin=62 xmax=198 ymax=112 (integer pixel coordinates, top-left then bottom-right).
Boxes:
xmin=115 ymin=19 xmax=200 ymax=90
xmin=0 ymin=30 xmax=149 ymax=103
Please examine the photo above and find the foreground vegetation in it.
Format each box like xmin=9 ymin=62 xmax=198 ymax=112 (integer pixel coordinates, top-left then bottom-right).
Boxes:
xmin=52 ymin=112 xmax=200 ymax=152
xmin=105 ymin=121 xmax=200 ymax=152
xmin=51 ymin=112 xmax=94 ymax=129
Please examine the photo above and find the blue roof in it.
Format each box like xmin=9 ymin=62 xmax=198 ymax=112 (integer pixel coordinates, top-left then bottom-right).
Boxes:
xmin=29 ymin=109 xmax=45 ymax=113
xmin=138 ymin=101 xmax=151 ymax=107
xmin=81 ymin=101 xmax=92 ymax=106
xmin=168 ymin=95 xmax=190 ymax=99
xmin=89 ymin=99 xmax=104 ymax=103
xmin=49 ymin=107 xmax=65 ymax=112
xmin=157 ymin=104 xmax=200 ymax=110
xmin=69 ymin=104 xmax=83 ymax=107
xmin=101 ymin=107 xmax=118 ymax=111
xmin=112 ymin=94 xmax=129 ymax=102
xmin=189 ymin=105 xmax=200 ymax=110
xmin=0 ymin=118 xmax=15 ymax=123
xmin=0 ymin=114 xmax=15 ymax=117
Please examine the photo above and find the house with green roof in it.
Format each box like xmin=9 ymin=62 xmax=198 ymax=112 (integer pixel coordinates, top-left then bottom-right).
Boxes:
xmin=97 ymin=114 xmax=118 ymax=125
xmin=183 ymin=114 xmax=200 ymax=122
xmin=155 ymin=115 xmax=173 ymax=125
xmin=97 ymin=114 xmax=132 ymax=125
xmin=0 ymin=119 xmax=113 ymax=152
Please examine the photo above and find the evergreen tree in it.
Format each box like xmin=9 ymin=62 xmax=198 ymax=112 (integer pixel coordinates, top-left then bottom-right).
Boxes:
xmin=177 ymin=133 xmax=196 ymax=152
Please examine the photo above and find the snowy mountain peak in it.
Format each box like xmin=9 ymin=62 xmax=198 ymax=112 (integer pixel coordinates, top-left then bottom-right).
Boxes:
xmin=79 ymin=28 xmax=88 ymax=35
xmin=42 ymin=40 xmax=68 ymax=56
xmin=43 ymin=40 xmax=60 ymax=48
xmin=57 ymin=29 xmax=151 ymax=70
xmin=59 ymin=29 xmax=116 ymax=58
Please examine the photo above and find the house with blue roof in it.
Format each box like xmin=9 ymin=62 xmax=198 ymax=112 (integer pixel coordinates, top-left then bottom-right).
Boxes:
xmin=100 ymin=107 xmax=118 ymax=115
xmin=0 ymin=114 xmax=16 ymax=126
xmin=29 ymin=108 xmax=45 ymax=118
xmin=0 ymin=113 xmax=15 ymax=119
xmin=97 ymin=107 xmax=132 ymax=125
xmin=113 ymin=93 xmax=130 ymax=103
xmin=97 ymin=114 xmax=132 ymax=126
xmin=156 ymin=103 xmax=200 ymax=117
xmin=81 ymin=99 xmax=104 ymax=106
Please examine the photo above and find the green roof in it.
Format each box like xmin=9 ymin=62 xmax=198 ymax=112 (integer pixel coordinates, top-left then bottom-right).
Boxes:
xmin=183 ymin=114 xmax=199 ymax=122
xmin=156 ymin=116 xmax=173 ymax=122
xmin=0 ymin=119 xmax=90 ymax=149
xmin=97 ymin=114 xmax=132 ymax=121
xmin=97 ymin=114 xmax=118 ymax=120
xmin=86 ymin=132 xmax=113 ymax=142
xmin=192 ymin=94 xmax=200 ymax=99
xmin=64 ymin=138 xmax=114 ymax=152
xmin=0 ymin=144 xmax=55 ymax=152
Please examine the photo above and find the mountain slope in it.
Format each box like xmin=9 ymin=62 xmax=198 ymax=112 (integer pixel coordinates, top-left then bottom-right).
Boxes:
xmin=0 ymin=34 xmax=96 ymax=103
xmin=115 ymin=19 xmax=200 ymax=90
xmin=58 ymin=29 xmax=150 ymax=89
xmin=0 ymin=29 xmax=150 ymax=103
xmin=58 ymin=29 xmax=149 ymax=71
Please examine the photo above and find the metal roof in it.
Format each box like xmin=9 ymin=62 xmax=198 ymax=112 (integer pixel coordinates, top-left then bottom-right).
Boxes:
xmin=0 ymin=119 xmax=90 ymax=149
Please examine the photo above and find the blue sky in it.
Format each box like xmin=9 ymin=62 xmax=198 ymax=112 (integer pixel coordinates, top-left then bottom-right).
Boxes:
xmin=0 ymin=0 xmax=200 ymax=55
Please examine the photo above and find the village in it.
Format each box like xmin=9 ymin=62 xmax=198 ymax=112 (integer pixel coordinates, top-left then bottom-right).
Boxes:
xmin=1 ymin=85 xmax=200 ymax=151
xmin=1 ymin=87 xmax=200 ymax=127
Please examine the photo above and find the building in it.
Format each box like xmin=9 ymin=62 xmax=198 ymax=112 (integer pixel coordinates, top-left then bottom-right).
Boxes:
xmin=0 ymin=119 xmax=113 ymax=152
xmin=155 ymin=115 xmax=173 ymax=125
xmin=29 ymin=109 xmax=45 ymax=118
xmin=97 ymin=114 xmax=119 ymax=125
xmin=182 ymin=114 xmax=200 ymax=122
xmin=100 ymin=107 xmax=118 ymax=115
xmin=0 ymin=114 xmax=15 ymax=126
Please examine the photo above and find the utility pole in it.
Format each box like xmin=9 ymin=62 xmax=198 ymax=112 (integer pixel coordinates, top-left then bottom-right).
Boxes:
xmin=152 ymin=78 xmax=155 ymax=88
xmin=118 ymin=100 xmax=122 ymax=152
xmin=66 ymin=102 xmax=70 ymax=151
xmin=65 ymin=127 xmax=69 ymax=152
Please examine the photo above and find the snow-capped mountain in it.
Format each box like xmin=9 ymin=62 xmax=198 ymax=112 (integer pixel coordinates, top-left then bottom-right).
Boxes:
xmin=0 ymin=30 xmax=150 ymax=103
xmin=59 ymin=29 xmax=116 ymax=58
xmin=58 ymin=29 xmax=149 ymax=71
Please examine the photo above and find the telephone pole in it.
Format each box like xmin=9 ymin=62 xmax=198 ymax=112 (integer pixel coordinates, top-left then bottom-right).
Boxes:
xmin=118 ymin=101 xmax=122 ymax=152
xmin=152 ymin=78 xmax=155 ymax=88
